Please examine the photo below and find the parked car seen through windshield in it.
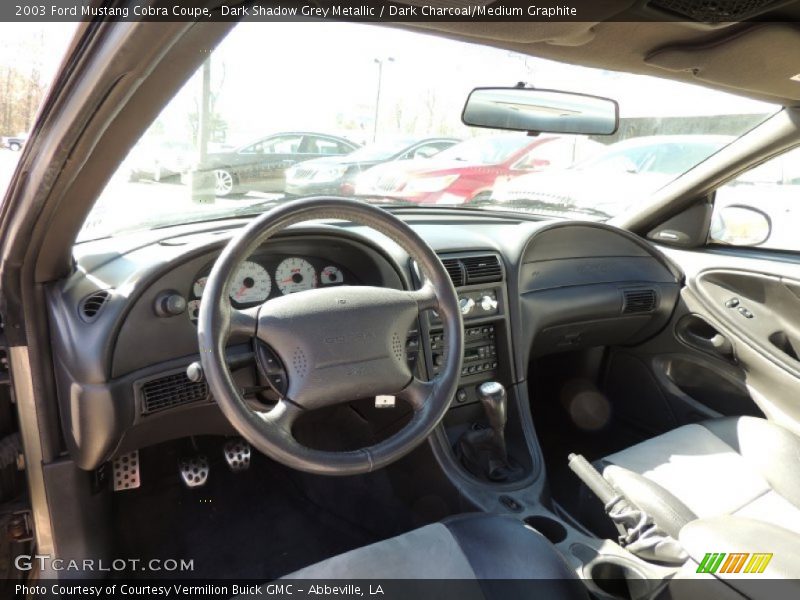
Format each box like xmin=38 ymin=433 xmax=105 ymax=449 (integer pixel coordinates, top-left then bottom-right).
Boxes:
xmin=78 ymin=21 xmax=776 ymax=242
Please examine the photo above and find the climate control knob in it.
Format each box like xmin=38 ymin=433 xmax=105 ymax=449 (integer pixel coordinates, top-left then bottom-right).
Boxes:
xmin=459 ymin=297 xmax=476 ymax=316
xmin=480 ymin=294 xmax=498 ymax=312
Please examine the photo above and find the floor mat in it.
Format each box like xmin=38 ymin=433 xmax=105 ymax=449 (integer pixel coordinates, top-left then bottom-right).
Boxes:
xmin=111 ymin=439 xmax=397 ymax=580
xmin=530 ymin=360 xmax=645 ymax=532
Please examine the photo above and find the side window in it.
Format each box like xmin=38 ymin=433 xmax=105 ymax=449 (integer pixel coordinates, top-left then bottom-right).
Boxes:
xmin=710 ymin=147 xmax=800 ymax=251
xmin=263 ymin=135 xmax=303 ymax=154
xmin=303 ymin=137 xmax=352 ymax=155
xmin=411 ymin=142 xmax=451 ymax=159
xmin=240 ymin=136 xmax=302 ymax=154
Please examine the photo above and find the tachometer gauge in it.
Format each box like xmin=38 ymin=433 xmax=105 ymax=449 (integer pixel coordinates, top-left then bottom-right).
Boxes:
xmin=229 ymin=261 xmax=272 ymax=304
xmin=192 ymin=276 xmax=208 ymax=298
xmin=275 ymin=257 xmax=317 ymax=295
xmin=321 ymin=265 xmax=344 ymax=285
xmin=188 ymin=299 xmax=201 ymax=321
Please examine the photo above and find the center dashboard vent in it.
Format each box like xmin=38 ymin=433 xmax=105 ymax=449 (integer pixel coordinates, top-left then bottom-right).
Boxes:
xmin=462 ymin=255 xmax=503 ymax=284
xmin=441 ymin=258 xmax=465 ymax=287
xmin=622 ymin=289 xmax=657 ymax=314
xmin=439 ymin=254 xmax=503 ymax=288
xmin=139 ymin=371 xmax=209 ymax=416
xmin=78 ymin=289 xmax=111 ymax=322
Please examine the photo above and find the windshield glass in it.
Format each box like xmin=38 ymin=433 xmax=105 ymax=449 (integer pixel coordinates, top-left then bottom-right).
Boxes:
xmin=79 ymin=21 xmax=778 ymax=241
xmin=347 ymin=139 xmax=416 ymax=161
xmin=434 ymin=135 xmax=531 ymax=164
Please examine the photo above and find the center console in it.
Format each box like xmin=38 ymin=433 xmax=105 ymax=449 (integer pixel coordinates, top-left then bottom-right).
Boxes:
xmin=414 ymin=252 xmax=532 ymax=483
xmin=416 ymin=252 xmax=514 ymax=404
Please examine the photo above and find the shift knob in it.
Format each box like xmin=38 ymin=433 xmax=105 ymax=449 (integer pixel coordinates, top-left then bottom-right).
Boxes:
xmin=478 ymin=381 xmax=507 ymax=434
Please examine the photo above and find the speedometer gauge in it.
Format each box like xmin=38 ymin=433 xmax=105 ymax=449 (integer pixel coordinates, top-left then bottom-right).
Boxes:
xmin=275 ymin=257 xmax=317 ymax=295
xmin=229 ymin=261 xmax=272 ymax=304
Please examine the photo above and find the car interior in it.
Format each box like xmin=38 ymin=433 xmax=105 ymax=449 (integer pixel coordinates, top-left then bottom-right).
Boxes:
xmin=3 ymin=2 xmax=800 ymax=599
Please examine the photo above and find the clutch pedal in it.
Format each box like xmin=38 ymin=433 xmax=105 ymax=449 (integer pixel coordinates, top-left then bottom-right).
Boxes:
xmin=179 ymin=456 xmax=210 ymax=488
xmin=112 ymin=451 xmax=141 ymax=491
xmin=223 ymin=438 xmax=251 ymax=472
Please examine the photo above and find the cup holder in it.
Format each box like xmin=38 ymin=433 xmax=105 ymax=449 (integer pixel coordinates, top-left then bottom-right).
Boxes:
xmin=585 ymin=557 xmax=654 ymax=600
xmin=523 ymin=515 xmax=568 ymax=544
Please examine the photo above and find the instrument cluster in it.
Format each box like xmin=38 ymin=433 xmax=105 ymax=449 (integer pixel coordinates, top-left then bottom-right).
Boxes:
xmin=188 ymin=255 xmax=352 ymax=321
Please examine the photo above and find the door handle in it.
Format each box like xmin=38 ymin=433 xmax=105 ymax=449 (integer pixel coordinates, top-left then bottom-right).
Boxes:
xmin=685 ymin=331 xmax=734 ymax=358
xmin=676 ymin=314 xmax=735 ymax=360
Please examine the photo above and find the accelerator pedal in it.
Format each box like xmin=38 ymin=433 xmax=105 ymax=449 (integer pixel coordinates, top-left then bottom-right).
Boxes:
xmin=223 ymin=438 xmax=252 ymax=472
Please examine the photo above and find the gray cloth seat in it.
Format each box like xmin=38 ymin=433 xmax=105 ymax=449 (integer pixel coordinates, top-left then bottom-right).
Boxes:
xmin=599 ymin=416 xmax=800 ymax=539
xmin=237 ymin=514 xmax=588 ymax=599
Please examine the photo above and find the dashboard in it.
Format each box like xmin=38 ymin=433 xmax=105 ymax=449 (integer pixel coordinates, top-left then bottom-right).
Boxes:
xmin=49 ymin=215 xmax=681 ymax=471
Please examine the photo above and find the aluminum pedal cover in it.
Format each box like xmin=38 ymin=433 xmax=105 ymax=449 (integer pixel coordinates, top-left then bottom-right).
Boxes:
xmin=179 ymin=456 xmax=210 ymax=488
xmin=223 ymin=439 xmax=251 ymax=472
xmin=112 ymin=451 xmax=140 ymax=491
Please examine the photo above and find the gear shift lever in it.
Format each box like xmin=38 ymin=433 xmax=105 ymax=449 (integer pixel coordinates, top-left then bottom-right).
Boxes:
xmin=456 ymin=380 xmax=520 ymax=482
xmin=477 ymin=381 xmax=507 ymax=461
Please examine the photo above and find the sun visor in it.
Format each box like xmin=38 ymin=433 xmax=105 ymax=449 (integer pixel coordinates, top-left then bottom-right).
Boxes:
xmin=645 ymin=24 xmax=800 ymax=102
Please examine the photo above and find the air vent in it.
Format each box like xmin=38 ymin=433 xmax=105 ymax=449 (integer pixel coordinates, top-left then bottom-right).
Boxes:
xmin=139 ymin=371 xmax=209 ymax=416
xmin=441 ymin=258 xmax=465 ymax=287
xmin=648 ymin=0 xmax=784 ymax=22
xmin=463 ymin=255 xmax=503 ymax=284
xmin=622 ymin=289 xmax=657 ymax=314
xmin=79 ymin=290 xmax=111 ymax=322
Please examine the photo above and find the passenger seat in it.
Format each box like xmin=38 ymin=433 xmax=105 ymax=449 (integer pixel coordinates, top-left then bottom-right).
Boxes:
xmin=597 ymin=416 xmax=800 ymax=539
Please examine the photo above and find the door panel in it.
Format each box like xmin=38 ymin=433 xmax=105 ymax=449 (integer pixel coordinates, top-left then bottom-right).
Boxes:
xmin=604 ymin=302 xmax=760 ymax=440
xmin=613 ymin=245 xmax=800 ymax=437
xmin=693 ymin=269 xmax=800 ymax=376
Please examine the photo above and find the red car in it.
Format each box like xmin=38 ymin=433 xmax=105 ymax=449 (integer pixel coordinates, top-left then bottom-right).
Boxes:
xmin=353 ymin=133 xmax=601 ymax=204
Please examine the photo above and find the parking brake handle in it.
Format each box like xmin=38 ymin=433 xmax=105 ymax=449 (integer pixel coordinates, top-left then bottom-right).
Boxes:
xmin=568 ymin=453 xmax=687 ymax=565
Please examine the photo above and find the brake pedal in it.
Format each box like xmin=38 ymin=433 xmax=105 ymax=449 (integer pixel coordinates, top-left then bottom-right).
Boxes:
xmin=179 ymin=456 xmax=209 ymax=488
xmin=112 ymin=451 xmax=140 ymax=491
xmin=223 ymin=438 xmax=251 ymax=472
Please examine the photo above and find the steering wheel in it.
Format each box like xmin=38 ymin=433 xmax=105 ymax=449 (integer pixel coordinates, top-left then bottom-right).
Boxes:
xmin=198 ymin=197 xmax=464 ymax=475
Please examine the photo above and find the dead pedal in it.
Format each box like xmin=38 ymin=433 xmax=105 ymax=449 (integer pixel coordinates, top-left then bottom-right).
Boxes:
xmin=179 ymin=455 xmax=210 ymax=488
xmin=112 ymin=451 xmax=141 ymax=491
xmin=223 ymin=438 xmax=251 ymax=472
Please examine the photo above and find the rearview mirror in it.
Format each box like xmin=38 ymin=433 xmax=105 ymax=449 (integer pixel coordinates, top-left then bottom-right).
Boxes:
xmin=462 ymin=87 xmax=619 ymax=135
xmin=710 ymin=205 xmax=771 ymax=246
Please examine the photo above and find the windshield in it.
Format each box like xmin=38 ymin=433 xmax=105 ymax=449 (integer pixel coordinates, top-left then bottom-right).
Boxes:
xmin=348 ymin=139 xmax=416 ymax=161
xmin=575 ymin=137 xmax=732 ymax=175
xmin=434 ymin=135 xmax=531 ymax=164
xmin=79 ymin=22 xmax=778 ymax=241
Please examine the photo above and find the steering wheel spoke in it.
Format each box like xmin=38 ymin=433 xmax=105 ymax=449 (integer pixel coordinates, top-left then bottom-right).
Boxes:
xmin=229 ymin=305 xmax=260 ymax=337
xmin=261 ymin=399 xmax=303 ymax=433
xmin=409 ymin=280 xmax=439 ymax=313
xmin=397 ymin=376 xmax=436 ymax=411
